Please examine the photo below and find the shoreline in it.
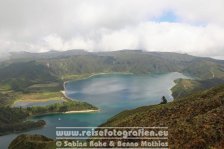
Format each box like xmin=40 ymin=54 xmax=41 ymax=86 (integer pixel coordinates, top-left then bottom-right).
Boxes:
xmin=64 ymin=72 xmax=133 ymax=83
xmin=64 ymin=109 xmax=100 ymax=114
xmin=32 ymin=109 xmax=100 ymax=117
xmin=62 ymin=71 xmax=190 ymax=112
xmin=61 ymin=81 xmax=100 ymax=114
xmin=86 ymin=72 xmax=134 ymax=79
xmin=60 ymin=90 xmax=73 ymax=101
xmin=62 ymin=71 xmax=133 ymax=100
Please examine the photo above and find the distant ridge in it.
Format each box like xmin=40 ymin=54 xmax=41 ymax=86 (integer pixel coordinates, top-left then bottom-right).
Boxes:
xmin=3 ymin=49 xmax=224 ymax=80
xmin=9 ymin=49 xmax=89 ymax=60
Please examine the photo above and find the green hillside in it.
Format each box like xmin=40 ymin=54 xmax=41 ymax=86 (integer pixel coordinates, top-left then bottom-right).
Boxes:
xmin=182 ymin=59 xmax=224 ymax=79
xmin=6 ymin=50 xmax=224 ymax=80
xmin=0 ymin=92 xmax=16 ymax=107
xmin=172 ymin=78 xmax=224 ymax=99
xmin=0 ymin=107 xmax=46 ymax=136
xmin=8 ymin=134 xmax=55 ymax=149
xmin=0 ymin=59 xmax=98 ymax=136
xmin=101 ymin=85 xmax=224 ymax=148
xmin=0 ymin=61 xmax=60 ymax=92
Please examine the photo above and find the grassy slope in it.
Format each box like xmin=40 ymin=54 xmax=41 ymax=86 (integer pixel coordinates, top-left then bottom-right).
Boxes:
xmin=0 ymin=61 xmax=99 ymax=136
xmin=33 ymin=51 xmax=224 ymax=80
xmin=182 ymin=59 xmax=224 ymax=79
xmin=4 ymin=50 xmax=224 ymax=82
xmin=0 ymin=92 xmax=16 ymax=107
xmin=172 ymin=78 xmax=224 ymax=99
xmin=0 ymin=61 xmax=97 ymax=109
xmin=101 ymin=85 xmax=224 ymax=148
xmin=12 ymin=92 xmax=67 ymax=106
xmin=0 ymin=61 xmax=60 ymax=92
xmin=9 ymin=134 xmax=55 ymax=149
xmin=0 ymin=107 xmax=46 ymax=136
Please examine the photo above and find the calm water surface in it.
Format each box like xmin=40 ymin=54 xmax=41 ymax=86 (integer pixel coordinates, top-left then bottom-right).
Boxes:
xmin=0 ymin=72 xmax=188 ymax=149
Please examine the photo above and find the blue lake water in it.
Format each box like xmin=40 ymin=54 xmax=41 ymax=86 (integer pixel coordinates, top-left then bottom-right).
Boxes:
xmin=0 ymin=72 xmax=188 ymax=149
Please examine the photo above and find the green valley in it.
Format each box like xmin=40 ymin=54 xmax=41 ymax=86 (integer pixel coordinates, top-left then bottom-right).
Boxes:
xmin=0 ymin=58 xmax=98 ymax=136
xmin=1 ymin=50 xmax=224 ymax=149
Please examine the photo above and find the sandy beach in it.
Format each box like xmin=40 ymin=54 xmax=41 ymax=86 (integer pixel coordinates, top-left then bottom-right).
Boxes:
xmin=60 ymin=89 xmax=73 ymax=101
xmin=60 ymin=82 xmax=100 ymax=114
xmin=64 ymin=109 xmax=100 ymax=114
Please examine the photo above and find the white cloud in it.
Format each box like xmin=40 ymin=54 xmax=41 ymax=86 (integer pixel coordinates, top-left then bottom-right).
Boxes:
xmin=171 ymin=0 xmax=224 ymax=25
xmin=0 ymin=0 xmax=224 ymax=58
xmin=35 ymin=22 xmax=224 ymax=57
xmin=43 ymin=34 xmax=64 ymax=51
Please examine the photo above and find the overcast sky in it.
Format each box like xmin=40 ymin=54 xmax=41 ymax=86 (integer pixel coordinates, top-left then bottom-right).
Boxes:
xmin=0 ymin=0 xmax=224 ymax=59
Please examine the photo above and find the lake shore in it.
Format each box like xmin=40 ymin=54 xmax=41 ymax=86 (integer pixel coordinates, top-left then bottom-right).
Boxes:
xmin=86 ymin=72 xmax=134 ymax=79
xmin=64 ymin=109 xmax=100 ymax=113
xmin=60 ymin=90 xmax=73 ymax=101
xmin=63 ymin=72 xmax=133 ymax=82
xmin=32 ymin=109 xmax=100 ymax=117
xmin=61 ymin=82 xmax=100 ymax=114
xmin=62 ymin=72 xmax=134 ymax=100
xmin=1 ymin=72 xmax=187 ymax=149
xmin=62 ymin=71 xmax=134 ymax=92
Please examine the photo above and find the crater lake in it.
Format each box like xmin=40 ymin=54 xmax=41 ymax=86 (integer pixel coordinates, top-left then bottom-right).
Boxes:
xmin=0 ymin=72 xmax=189 ymax=148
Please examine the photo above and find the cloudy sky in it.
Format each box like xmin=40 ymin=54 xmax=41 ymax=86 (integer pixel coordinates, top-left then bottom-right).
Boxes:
xmin=0 ymin=0 xmax=224 ymax=59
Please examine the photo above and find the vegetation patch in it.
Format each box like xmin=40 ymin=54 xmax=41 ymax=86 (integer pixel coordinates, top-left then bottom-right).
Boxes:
xmin=0 ymin=100 xmax=98 ymax=136
xmin=0 ymin=107 xmax=45 ymax=136
xmin=9 ymin=134 xmax=55 ymax=149
xmin=172 ymin=78 xmax=224 ymax=99
xmin=101 ymin=85 xmax=224 ymax=148
xmin=12 ymin=92 xmax=67 ymax=106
